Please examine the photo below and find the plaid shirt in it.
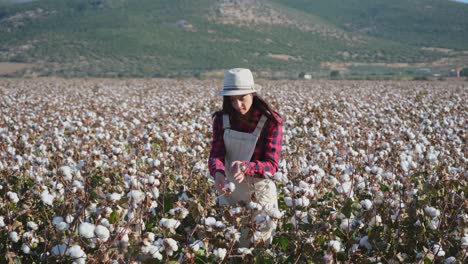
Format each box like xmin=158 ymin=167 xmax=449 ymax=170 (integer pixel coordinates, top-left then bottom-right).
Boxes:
xmin=208 ymin=107 xmax=283 ymax=178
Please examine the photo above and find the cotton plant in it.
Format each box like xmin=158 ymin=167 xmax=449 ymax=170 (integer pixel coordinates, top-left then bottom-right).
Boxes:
xmin=159 ymin=218 xmax=181 ymax=234
xmin=0 ymin=79 xmax=466 ymax=263
xmin=212 ymin=248 xmax=227 ymax=261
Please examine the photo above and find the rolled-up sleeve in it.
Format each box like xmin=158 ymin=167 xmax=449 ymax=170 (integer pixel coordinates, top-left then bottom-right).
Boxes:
xmin=208 ymin=114 xmax=226 ymax=177
xmin=244 ymin=113 xmax=283 ymax=178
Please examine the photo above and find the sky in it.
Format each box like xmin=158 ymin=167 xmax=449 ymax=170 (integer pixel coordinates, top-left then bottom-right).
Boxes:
xmin=4 ymin=0 xmax=468 ymax=2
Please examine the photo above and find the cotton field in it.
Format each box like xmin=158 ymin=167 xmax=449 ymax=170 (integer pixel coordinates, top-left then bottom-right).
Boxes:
xmin=0 ymin=77 xmax=466 ymax=263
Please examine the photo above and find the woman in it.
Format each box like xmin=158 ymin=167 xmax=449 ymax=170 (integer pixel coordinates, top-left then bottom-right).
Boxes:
xmin=208 ymin=68 xmax=283 ymax=246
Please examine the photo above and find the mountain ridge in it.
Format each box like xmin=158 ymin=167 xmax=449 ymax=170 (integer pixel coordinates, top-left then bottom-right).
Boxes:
xmin=0 ymin=0 xmax=467 ymax=78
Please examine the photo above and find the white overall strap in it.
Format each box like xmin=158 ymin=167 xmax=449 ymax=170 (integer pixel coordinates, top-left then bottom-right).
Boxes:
xmin=252 ymin=115 xmax=268 ymax=137
xmin=222 ymin=114 xmax=230 ymax=129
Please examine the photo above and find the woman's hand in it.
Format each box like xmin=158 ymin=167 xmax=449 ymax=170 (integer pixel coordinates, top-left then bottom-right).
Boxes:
xmin=231 ymin=161 xmax=246 ymax=183
xmin=214 ymin=172 xmax=227 ymax=194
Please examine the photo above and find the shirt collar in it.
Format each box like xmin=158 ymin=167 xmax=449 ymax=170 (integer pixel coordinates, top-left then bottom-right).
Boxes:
xmin=250 ymin=106 xmax=262 ymax=119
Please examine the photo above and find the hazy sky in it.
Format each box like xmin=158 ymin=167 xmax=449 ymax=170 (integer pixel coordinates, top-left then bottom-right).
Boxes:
xmin=5 ymin=0 xmax=468 ymax=3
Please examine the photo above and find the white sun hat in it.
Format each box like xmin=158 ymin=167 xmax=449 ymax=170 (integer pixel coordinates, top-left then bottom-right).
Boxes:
xmin=218 ymin=68 xmax=261 ymax=96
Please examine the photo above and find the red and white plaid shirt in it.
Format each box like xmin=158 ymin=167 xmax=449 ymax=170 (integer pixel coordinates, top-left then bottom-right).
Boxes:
xmin=208 ymin=107 xmax=283 ymax=178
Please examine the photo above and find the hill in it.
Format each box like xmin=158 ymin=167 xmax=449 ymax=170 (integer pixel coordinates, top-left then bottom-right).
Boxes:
xmin=0 ymin=0 xmax=467 ymax=78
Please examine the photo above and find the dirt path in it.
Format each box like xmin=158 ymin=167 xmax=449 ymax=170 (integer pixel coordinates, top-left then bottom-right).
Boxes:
xmin=0 ymin=62 xmax=35 ymax=75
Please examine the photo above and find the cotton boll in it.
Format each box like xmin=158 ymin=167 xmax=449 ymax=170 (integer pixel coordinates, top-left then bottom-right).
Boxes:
xmin=461 ymin=236 xmax=468 ymax=248
xmin=55 ymin=221 xmax=70 ymax=232
xmin=284 ymin=196 xmax=293 ymax=207
xmin=424 ymin=207 xmax=440 ymax=218
xmin=247 ymin=201 xmax=262 ymax=210
xmin=66 ymin=215 xmax=74 ymax=224
xmin=9 ymin=231 xmax=19 ymax=242
xmin=409 ymin=189 xmax=418 ymax=196
xmin=203 ymin=217 xmax=216 ymax=227
xmin=340 ymin=219 xmax=352 ymax=231
xmin=254 ymin=213 xmax=269 ymax=229
xmin=291 ymin=211 xmax=308 ymax=228
xmin=265 ymin=171 xmax=288 ymax=183
xmin=78 ymin=222 xmax=96 ymax=239
xmin=266 ymin=207 xmax=284 ymax=219
xmin=383 ymin=172 xmax=395 ymax=181
xmin=213 ymin=248 xmax=227 ymax=261
xmin=59 ymin=166 xmax=73 ymax=181
xmin=159 ymin=218 xmax=180 ymax=233
xmin=329 ymin=240 xmax=344 ymax=253
xmin=282 ymin=186 xmax=291 ymax=196
xmin=238 ymin=247 xmax=253 ymax=255
xmin=229 ymin=207 xmax=242 ymax=216
xmin=21 ymin=243 xmax=31 ymax=254
xmin=400 ymin=160 xmax=410 ymax=172
xmin=72 ymin=180 xmax=85 ymax=190
xmin=374 ymin=191 xmax=384 ymax=205
xmin=127 ymin=190 xmax=145 ymax=206
xmin=7 ymin=191 xmax=20 ymax=204
xmin=336 ymin=181 xmax=353 ymax=197
xmin=223 ymin=182 xmax=236 ymax=193
xmin=428 ymin=217 xmax=440 ymax=230
xmin=306 ymin=237 xmax=315 ymax=244
xmin=163 ymin=238 xmax=178 ymax=256
xmin=432 ymin=244 xmax=445 ymax=257
xmin=27 ymin=221 xmax=38 ymax=231
xmin=168 ymin=207 xmax=189 ymax=219
xmin=0 ymin=216 xmax=5 ymax=227
xmin=426 ymin=148 xmax=439 ymax=164
xmin=348 ymin=243 xmax=360 ymax=254
xmin=94 ymin=225 xmax=110 ymax=242
xmin=214 ymin=221 xmax=226 ymax=230
xmin=359 ymin=236 xmax=372 ymax=251
xmin=114 ymin=227 xmax=129 ymax=246
xmin=360 ymin=199 xmax=373 ymax=210
xmin=22 ymin=231 xmax=38 ymax=245
xmin=85 ymin=203 xmax=99 ymax=218
xmin=369 ymin=215 xmax=382 ymax=227
xmin=66 ymin=245 xmax=87 ymax=264
xmin=146 ymin=245 xmax=163 ymax=260
xmin=225 ymin=226 xmax=241 ymax=242
xmin=40 ymin=190 xmax=54 ymax=206
xmin=108 ymin=193 xmax=122 ymax=202
xmin=152 ymin=159 xmax=161 ymax=167
xmin=253 ymin=229 xmax=267 ymax=244
xmin=51 ymin=244 xmax=67 ymax=256
xmin=298 ymin=180 xmax=309 ymax=190
xmin=52 ymin=216 xmax=64 ymax=225
xmin=190 ymin=240 xmax=204 ymax=252
xmin=149 ymin=187 xmax=160 ymax=199
xmin=444 ymin=257 xmax=456 ymax=264
xmin=295 ymin=196 xmax=310 ymax=207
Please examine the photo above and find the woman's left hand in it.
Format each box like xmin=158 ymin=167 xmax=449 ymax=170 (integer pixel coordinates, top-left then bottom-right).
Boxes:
xmin=231 ymin=161 xmax=246 ymax=183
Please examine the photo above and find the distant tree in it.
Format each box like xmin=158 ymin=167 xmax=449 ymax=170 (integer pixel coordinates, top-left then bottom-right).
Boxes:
xmin=413 ymin=76 xmax=430 ymax=81
xmin=460 ymin=67 xmax=468 ymax=77
xmin=330 ymin=70 xmax=340 ymax=79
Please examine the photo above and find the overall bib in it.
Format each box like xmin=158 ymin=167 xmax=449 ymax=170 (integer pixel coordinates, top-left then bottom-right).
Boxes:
xmin=221 ymin=114 xmax=278 ymax=246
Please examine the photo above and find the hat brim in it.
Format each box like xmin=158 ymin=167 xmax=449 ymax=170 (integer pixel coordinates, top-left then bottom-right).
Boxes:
xmin=218 ymin=84 xmax=261 ymax=96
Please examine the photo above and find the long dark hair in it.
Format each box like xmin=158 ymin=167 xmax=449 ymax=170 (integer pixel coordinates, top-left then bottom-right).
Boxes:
xmin=213 ymin=94 xmax=279 ymax=124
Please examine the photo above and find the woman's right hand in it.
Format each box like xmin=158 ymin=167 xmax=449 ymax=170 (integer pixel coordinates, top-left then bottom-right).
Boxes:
xmin=214 ymin=172 xmax=227 ymax=194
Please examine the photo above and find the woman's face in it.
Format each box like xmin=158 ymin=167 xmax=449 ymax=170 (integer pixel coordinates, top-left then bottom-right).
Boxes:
xmin=230 ymin=93 xmax=253 ymax=115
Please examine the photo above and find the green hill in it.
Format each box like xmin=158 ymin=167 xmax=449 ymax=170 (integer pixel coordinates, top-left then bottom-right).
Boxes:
xmin=0 ymin=0 xmax=467 ymax=78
